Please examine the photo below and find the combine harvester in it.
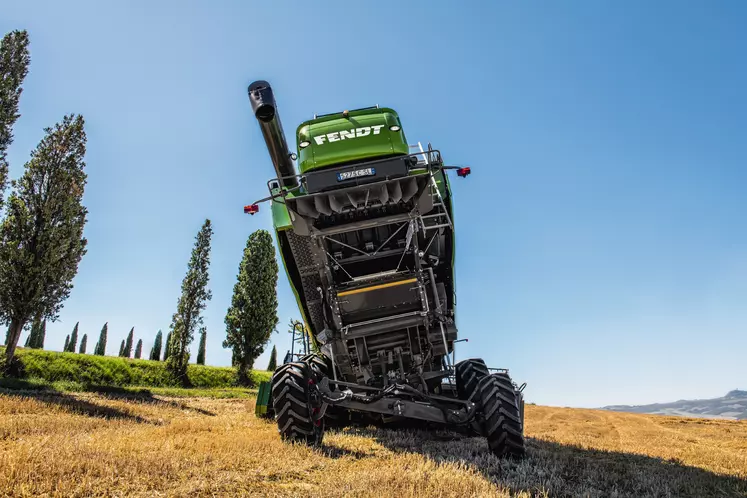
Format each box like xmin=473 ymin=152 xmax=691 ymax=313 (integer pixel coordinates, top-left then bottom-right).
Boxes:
xmin=246 ymin=81 xmax=526 ymax=458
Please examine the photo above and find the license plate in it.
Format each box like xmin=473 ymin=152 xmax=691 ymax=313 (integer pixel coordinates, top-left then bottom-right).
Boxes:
xmin=337 ymin=167 xmax=375 ymax=181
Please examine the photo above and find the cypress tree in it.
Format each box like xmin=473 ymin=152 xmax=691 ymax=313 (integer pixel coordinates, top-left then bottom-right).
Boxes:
xmin=0 ymin=29 xmax=31 ymax=212
xmin=134 ymin=338 xmax=142 ymax=359
xmin=223 ymin=229 xmax=279 ymax=385
xmin=163 ymin=330 xmax=172 ymax=361
xmin=267 ymin=345 xmax=277 ymax=371
xmin=166 ymin=219 xmax=213 ymax=383
xmin=118 ymin=339 xmax=125 ymax=357
xmin=149 ymin=330 xmax=163 ymax=361
xmin=25 ymin=318 xmax=39 ymax=348
xmin=25 ymin=321 xmax=36 ymax=348
xmin=79 ymin=334 xmax=87 ymax=354
xmin=0 ymin=114 xmax=89 ymax=366
xmin=68 ymin=322 xmax=79 ymax=352
xmin=35 ymin=320 xmax=45 ymax=349
xmin=63 ymin=335 xmax=70 ymax=353
xmin=123 ymin=327 xmax=134 ymax=357
xmin=196 ymin=327 xmax=206 ymax=365
xmin=95 ymin=322 xmax=107 ymax=355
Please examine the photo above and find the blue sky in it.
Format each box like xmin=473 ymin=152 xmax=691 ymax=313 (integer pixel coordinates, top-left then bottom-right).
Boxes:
xmin=2 ymin=1 xmax=746 ymax=408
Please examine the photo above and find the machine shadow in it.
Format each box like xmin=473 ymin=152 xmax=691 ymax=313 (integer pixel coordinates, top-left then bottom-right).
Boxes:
xmin=329 ymin=426 xmax=747 ymax=498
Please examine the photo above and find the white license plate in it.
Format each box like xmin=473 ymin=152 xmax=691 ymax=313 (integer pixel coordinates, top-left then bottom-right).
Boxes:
xmin=337 ymin=167 xmax=375 ymax=181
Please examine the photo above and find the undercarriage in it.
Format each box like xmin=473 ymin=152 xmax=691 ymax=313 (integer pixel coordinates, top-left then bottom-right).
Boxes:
xmin=246 ymin=80 xmax=527 ymax=458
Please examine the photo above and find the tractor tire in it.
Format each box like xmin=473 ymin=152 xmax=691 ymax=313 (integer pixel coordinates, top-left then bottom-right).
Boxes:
xmin=477 ymin=372 xmax=526 ymax=459
xmin=455 ymin=358 xmax=489 ymax=403
xmin=299 ymin=353 xmax=349 ymax=428
xmin=270 ymin=360 xmax=324 ymax=446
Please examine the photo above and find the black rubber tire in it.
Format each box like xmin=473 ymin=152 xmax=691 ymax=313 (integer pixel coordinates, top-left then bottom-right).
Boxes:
xmin=455 ymin=358 xmax=489 ymax=402
xmin=299 ymin=353 xmax=349 ymax=427
xmin=271 ymin=361 xmax=324 ymax=446
xmin=477 ymin=372 xmax=526 ymax=458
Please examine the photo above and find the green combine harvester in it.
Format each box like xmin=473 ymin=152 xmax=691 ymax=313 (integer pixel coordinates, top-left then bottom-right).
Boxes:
xmin=246 ymin=81 xmax=526 ymax=458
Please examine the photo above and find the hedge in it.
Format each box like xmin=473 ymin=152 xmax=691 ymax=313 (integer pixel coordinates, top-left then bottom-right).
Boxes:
xmin=0 ymin=347 xmax=271 ymax=388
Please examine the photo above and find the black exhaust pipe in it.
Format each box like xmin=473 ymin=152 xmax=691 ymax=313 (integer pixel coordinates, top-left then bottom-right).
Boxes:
xmin=247 ymin=80 xmax=298 ymax=189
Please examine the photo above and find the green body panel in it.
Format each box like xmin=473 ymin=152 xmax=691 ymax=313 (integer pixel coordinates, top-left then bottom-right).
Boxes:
xmin=255 ymin=380 xmax=272 ymax=416
xmin=270 ymin=186 xmax=316 ymax=342
xmin=296 ymin=107 xmax=409 ymax=174
xmin=270 ymin=191 xmax=293 ymax=230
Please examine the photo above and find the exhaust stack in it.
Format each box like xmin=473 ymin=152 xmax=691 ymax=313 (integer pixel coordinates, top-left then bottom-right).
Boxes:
xmin=247 ymin=80 xmax=298 ymax=189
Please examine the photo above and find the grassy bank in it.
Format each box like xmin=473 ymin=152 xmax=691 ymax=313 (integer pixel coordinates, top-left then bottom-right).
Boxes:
xmin=0 ymin=347 xmax=271 ymax=388
xmin=0 ymin=377 xmax=259 ymax=398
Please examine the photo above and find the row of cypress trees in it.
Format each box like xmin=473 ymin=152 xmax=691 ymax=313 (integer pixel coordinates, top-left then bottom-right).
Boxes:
xmin=15 ymin=320 xmax=209 ymax=364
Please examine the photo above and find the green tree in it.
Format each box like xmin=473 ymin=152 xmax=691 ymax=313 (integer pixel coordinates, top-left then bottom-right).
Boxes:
xmin=24 ymin=316 xmax=39 ymax=348
xmin=223 ymin=230 xmax=279 ymax=385
xmin=31 ymin=318 xmax=45 ymax=349
xmin=0 ymin=114 xmax=89 ymax=366
xmin=267 ymin=345 xmax=277 ymax=371
xmin=163 ymin=330 xmax=172 ymax=362
xmin=24 ymin=320 xmax=35 ymax=348
xmin=94 ymin=322 xmax=107 ymax=355
xmin=118 ymin=339 xmax=125 ymax=357
xmin=166 ymin=219 xmax=213 ymax=384
xmin=0 ymin=30 xmax=31 ymax=211
xmin=67 ymin=322 xmax=79 ymax=352
xmin=123 ymin=327 xmax=134 ymax=357
xmin=149 ymin=330 xmax=163 ymax=361
xmin=196 ymin=327 xmax=206 ymax=365
xmin=79 ymin=333 xmax=87 ymax=354
xmin=134 ymin=338 xmax=142 ymax=359
xmin=63 ymin=335 xmax=70 ymax=353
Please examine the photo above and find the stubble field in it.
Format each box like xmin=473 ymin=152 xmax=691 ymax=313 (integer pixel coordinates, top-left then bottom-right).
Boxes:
xmin=1 ymin=389 xmax=746 ymax=497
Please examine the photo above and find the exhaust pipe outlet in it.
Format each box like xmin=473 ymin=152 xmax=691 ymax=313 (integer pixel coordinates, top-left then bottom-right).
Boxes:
xmin=248 ymin=80 xmax=298 ymax=189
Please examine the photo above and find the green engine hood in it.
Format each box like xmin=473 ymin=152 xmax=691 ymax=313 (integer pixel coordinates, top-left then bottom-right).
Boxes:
xmin=296 ymin=107 xmax=409 ymax=174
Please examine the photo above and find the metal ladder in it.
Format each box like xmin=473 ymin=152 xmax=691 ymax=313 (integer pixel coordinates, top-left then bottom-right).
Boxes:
xmin=408 ymin=142 xmax=453 ymax=234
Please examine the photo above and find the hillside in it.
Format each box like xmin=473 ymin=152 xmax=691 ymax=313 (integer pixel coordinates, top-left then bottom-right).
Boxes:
xmin=0 ymin=389 xmax=745 ymax=497
xmin=602 ymin=390 xmax=747 ymax=420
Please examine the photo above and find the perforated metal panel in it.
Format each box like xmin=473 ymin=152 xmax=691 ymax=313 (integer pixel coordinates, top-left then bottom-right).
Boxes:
xmin=286 ymin=230 xmax=326 ymax=335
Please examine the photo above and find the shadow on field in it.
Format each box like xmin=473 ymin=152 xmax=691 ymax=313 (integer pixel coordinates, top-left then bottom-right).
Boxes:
xmin=90 ymin=385 xmax=217 ymax=416
xmin=318 ymin=444 xmax=376 ymax=460
xmin=0 ymin=380 xmax=215 ymax=420
xmin=332 ymin=427 xmax=747 ymax=498
xmin=0 ymin=386 xmax=153 ymax=424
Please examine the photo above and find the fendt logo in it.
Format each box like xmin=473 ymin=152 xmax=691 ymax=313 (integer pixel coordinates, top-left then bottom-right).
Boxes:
xmin=313 ymin=125 xmax=385 ymax=145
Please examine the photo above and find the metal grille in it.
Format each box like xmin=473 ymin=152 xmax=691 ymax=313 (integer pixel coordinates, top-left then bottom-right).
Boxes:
xmin=285 ymin=230 xmax=326 ymax=334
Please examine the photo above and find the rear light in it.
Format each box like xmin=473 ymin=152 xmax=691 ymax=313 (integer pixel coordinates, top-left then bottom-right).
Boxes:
xmin=244 ymin=204 xmax=259 ymax=215
xmin=457 ymin=167 xmax=471 ymax=178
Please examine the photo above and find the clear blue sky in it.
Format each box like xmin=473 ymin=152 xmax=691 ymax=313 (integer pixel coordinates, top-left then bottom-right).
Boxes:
xmin=3 ymin=1 xmax=746 ymax=408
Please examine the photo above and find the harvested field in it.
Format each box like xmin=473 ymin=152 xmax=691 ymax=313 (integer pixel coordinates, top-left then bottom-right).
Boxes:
xmin=1 ymin=389 xmax=746 ymax=497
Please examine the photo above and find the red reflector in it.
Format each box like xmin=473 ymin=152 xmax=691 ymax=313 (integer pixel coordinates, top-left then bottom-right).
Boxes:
xmin=243 ymin=204 xmax=259 ymax=215
xmin=457 ymin=167 xmax=471 ymax=178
